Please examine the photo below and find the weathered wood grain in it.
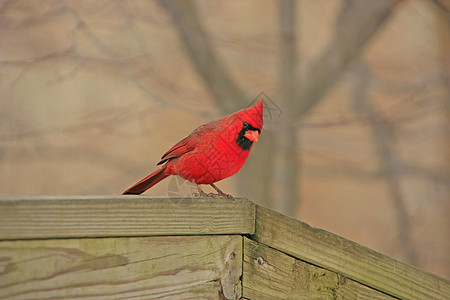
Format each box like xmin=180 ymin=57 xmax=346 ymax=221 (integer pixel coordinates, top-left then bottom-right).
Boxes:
xmin=0 ymin=235 xmax=242 ymax=300
xmin=2 ymin=196 xmax=448 ymax=299
xmin=242 ymin=237 xmax=394 ymax=300
xmin=0 ymin=196 xmax=255 ymax=239
xmin=252 ymin=205 xmax=450 ymax=300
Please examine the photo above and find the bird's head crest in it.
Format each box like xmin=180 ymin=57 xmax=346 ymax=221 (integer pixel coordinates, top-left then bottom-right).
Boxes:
xmin=236 ymin=100 xmax=263 ymax=131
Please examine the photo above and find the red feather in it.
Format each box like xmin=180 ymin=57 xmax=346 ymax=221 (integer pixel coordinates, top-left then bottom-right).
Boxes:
xmin=123 ymin=100 xmax=263 ymax=196
xmin=122 ymin=167 xmax=169 ymax=195
xmin=157 ymin=122 xmax=218 ymax=165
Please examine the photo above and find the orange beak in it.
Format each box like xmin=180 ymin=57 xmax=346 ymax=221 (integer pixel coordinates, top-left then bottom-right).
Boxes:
xmin=244 ymin=130 xmax=259 ymax=142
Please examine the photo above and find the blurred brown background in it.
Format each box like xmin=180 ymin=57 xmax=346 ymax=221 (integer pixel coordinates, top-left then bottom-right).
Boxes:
xmin=1 ymin=0 xmax=449 ymax=279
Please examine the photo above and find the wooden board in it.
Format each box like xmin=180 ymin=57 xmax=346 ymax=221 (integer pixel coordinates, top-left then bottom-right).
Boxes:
xmin=0 ymin=235 xmax=242 ymax=300
xmin=0 ymin=196 xmax=255 ymax=239
xmin=2 ymin=196 xmax=448 ymax=299
xmin=252 ymin=205 xmax=450 ymax=300
xmin=242 ymin=237 xmax=394 ymax=300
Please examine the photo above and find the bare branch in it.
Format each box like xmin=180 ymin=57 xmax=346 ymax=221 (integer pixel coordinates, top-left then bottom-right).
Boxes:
xmin=430 ymin=0 xmax=450 ymax=15
xmin=64 ymin=2 xmax=220 ymax=117
xmin=274 ymin=0 xmax=299 ymax=216
xmin=351 ymin=61 xmax=417 ymax=265
xmin=157 ymin=0 xmax=246 ymax=113
xmin=295 ymin=0 xmax=397 ymax=116
xmin=0 ymin=102 xmax=161 ymax=141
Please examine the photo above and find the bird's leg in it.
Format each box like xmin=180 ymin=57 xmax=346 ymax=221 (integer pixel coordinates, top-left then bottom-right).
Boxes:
xmin=210 ymin=183 xmax=235 ymax=201
xmin=192 ymin=184 xmax=234 ymax=200
xmin=193 ymin=184 xmax=219 ymax=198
xmin=193 ymin=184 xmax=210 ymax=197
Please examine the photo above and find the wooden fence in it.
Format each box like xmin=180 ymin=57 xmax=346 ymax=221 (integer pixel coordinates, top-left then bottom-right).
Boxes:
xmin=0 ymin=196 xmax=449 ymax=299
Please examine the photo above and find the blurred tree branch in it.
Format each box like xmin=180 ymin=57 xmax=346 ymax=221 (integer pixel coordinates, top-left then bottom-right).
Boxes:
xmin=275 ymin=0 xmax=299 ymax=215
xmin=430 ymin=0 xmax=450 ymax=17
xmin=304 ymin=164 xmax=450 ymax=186
xmin=352 ymin=61 xmax=417 ymax=265
xmin=295 ymin=0 xmax=396 ymax=116
xmin=278 ymin=0 xmax=396 ymax=214
xmin=62 ymin=1 xmax=176 ymax=108
xmin=435 ymin=0 xmax=450 ymax=271
xmin=157 ymin=0 xmax=246 ymax=113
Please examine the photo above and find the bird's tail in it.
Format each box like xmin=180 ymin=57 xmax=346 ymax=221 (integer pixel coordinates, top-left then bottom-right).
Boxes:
xmin=122 ymin=167 xmax=169 ymax=195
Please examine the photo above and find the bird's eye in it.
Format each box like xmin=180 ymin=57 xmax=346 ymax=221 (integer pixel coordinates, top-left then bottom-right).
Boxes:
xmin=243 ymin=122 xmax=249 ymax=127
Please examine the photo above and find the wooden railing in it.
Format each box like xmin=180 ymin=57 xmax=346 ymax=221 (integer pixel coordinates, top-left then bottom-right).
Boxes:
xmin=0 ymin=196 xmax=449 ymax=299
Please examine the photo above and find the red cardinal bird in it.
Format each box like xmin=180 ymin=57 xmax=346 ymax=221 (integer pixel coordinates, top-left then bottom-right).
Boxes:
xmin=122 ymin=100 xmax=263 ymax=198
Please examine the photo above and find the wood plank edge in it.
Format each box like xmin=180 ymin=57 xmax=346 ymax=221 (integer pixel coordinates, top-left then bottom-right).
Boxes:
xmin=250 ymin=205 xmax=450 ymax=300
xmin=0 ymin=196 xmax=257 ymax=240
xmin=242 ymin=237 xmax=396 ymax=300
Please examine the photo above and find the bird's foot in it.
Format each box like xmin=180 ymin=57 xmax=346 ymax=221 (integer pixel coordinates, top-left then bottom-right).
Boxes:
xmin=215 ymin=190 xmax=235 ymax=200
xmin=193 ymin=186 xmax=218 ymax=198
xmin=192 ymin=187 xmax=209 ymax=198
xmin=210 ymin=183 xmax=235 ymax=201
xmin=192 ymin=184 xmax=235 ymax=201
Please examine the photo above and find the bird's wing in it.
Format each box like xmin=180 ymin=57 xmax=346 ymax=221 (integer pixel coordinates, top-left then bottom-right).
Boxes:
xmin=157 ymin=121 xmax=221 ymax=165
xmin=157 ymin=136 xmax=195 ymax=165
